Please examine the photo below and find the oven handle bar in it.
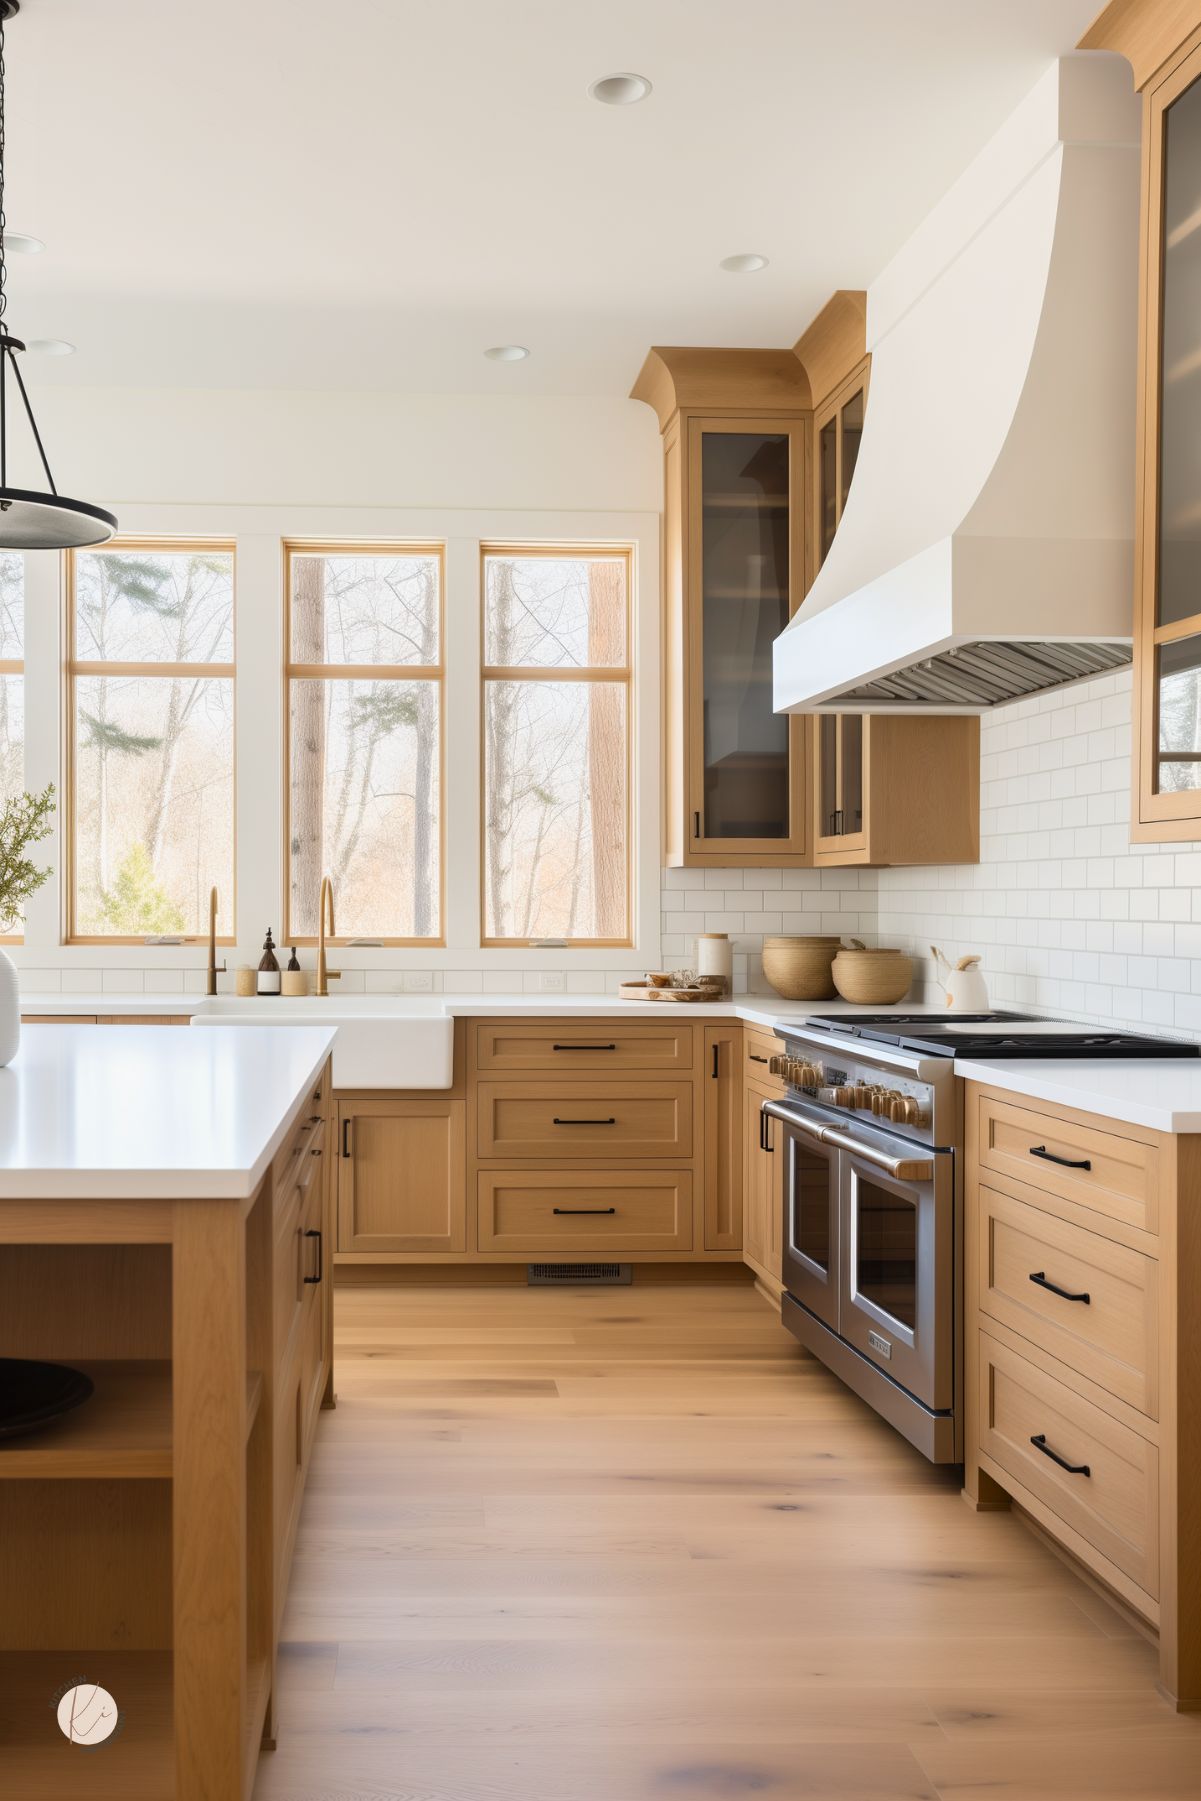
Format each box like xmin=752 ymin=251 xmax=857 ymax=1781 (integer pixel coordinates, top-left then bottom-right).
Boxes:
xmin=760 ymin=1100 xmax=935 ymax=1183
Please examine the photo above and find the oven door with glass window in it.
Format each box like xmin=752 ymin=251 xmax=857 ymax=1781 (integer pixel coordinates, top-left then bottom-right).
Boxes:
xmin=838 ymin=1141 xmax=953 ymax=1414
xmin=770 ymin=1102 xmax=842 ymax=1334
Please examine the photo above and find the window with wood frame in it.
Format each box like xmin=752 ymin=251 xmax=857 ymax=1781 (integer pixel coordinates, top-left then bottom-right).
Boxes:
xmin=0 ymin=553 xmax=22 ymax=804
xmin=481 ymin=545 xmax=631 ymax=946
xmin=285 ymin=543 xmax=444 ymax=944
xmin=68 ymin=541 xmax=235 ymax=941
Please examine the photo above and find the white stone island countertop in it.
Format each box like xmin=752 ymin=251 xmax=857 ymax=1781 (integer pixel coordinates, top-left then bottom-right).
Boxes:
xmin=955 ymin=1057 xmax=1201 ymax=1135
xmin=0 ymin=1023 xmax=336 ymax=1200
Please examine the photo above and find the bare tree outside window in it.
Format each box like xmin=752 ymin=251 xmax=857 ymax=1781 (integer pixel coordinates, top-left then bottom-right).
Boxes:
xmin=70 ymin=544 xmax=235 ymax=939
xmin=286 ymin=546 xmax=442 ymax=942
xmin=482 ymin=547 xmax=631 ymax=945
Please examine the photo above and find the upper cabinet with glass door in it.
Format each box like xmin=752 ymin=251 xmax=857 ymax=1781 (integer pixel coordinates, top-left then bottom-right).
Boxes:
xmin=631 ymin=347 xmax=813 ymax=866
xmin=1083 ymin=3 xmax=1201 ymax=838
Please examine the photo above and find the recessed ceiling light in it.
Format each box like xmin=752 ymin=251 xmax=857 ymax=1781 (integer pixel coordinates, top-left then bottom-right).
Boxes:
xmin=27 ymin=338 xmax=75 ymax=356
xmin=720 ymin=253 xmax=769 ymax=273
xmin=484 ymin=344 xmax=529 ymax=362
xmin=588 ymin=72 xmax=652 ymax=106
xmin=4 ymin=231 xmax=43 ymax=255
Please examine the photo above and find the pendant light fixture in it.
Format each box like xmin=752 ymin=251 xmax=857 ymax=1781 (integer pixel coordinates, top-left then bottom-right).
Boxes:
xmin=0 ymin=2 xmax=115 ymax=548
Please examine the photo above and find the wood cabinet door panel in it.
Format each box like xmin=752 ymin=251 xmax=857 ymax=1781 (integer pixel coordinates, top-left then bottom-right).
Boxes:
xmin=704 ymin=1026 xmax=742 ymax=1249
xmin=338 ymin=1100 xmax=466 ymax=1253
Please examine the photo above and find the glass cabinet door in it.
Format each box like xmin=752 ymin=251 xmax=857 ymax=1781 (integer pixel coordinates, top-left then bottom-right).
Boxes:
xmin=814 ymin=369 xmax=868 ymax=577
xmin=1154 ymin=71 xmax=1201 ymax=802
xmin=815 ymin=714 xmax=867 ymax=851
xmin=690 ymin=419 xmax=802 ymax=849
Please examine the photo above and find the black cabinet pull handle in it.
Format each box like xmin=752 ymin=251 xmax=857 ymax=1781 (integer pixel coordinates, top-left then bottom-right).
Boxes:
xmin=759 ymin=1108 xmax=774 ymax=1153
xmin=693 ymin=810 xmax=701 ymax=839
xmin=553 ymin=1206 xmax=617 ymax=1216
xmin=1029 ymin=1270 xmax=1090 ymax=1304
xmin=712 ymin=1044 xmax=720 ymax=1079
xmin=552 ymin=1043 xmax=616 ymax=1052
xmin=1029 ymin=1144 xmax=1091 ymax=1171
xmin=749 ymin=1053 xmax=769 ymax=1064
xmin=553 ymin=1117 xmax=616 ymax=1126
xmin=1030 ymin=1433 xmax=1090 ymax=1477
xmin=303 ymin=1228 xmax=323 ymax=1285
xmin=341 ymin=1118 xmax=352 ymax=1158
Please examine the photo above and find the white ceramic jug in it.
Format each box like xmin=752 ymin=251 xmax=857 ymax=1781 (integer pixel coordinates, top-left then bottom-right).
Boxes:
xmin=930 ymin=946 xmax=989 ymax=1012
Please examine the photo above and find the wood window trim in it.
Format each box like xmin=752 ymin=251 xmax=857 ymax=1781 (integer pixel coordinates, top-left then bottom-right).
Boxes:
xmin=65 ymin=536 xmax=238 ymax=946
xmin=0 ymin=638 xmax=22 ymax=943
xmin=282 ymin=539 xmax=447 ymax=948
xmin=479 ymin=541 xmax=635 ymax=949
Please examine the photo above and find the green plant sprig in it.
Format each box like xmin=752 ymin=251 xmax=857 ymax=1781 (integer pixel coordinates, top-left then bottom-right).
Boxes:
xmin=0 ymin=784 xmax=55 ymax=933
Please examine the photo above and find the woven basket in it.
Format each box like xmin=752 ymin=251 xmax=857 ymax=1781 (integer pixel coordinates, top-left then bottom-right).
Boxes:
xmin=831 ymin=939 xmax=913 ymax=1005
xmin=760 ymin=935 xmax=842 ymax=1001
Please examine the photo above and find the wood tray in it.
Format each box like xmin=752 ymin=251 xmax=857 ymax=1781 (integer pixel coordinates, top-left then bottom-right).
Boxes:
xmin=617 ymin=982 xmax=724 ymax=1004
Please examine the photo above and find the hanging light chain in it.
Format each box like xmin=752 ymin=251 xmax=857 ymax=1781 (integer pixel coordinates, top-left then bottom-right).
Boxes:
xmin=0 ymin=6 xmax=8 ymax=333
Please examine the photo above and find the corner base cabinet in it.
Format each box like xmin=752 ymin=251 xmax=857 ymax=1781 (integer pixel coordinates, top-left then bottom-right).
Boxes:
xmin=964 ymin=1078 xmax=1201 ymax=1708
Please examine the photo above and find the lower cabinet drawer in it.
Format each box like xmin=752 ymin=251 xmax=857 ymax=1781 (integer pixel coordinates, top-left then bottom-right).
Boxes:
xmin=978 ymin=1331 xmax=1159 ymax=1599
xmin=974 ymin=1091 xmax=1158 ymax=1234
xmin=477 ymin=1169 xmax=693 ymax=1252
xmin=977 ymin=1184 xmax=1159 ymax=1416
xmin=476 ymin=1082 xmax=693 ymax=1160
xmin=474 ymin=1020 xmax=696 ymax=1074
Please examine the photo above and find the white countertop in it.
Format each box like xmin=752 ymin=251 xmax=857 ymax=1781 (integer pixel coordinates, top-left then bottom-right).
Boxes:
xmin=17 ymin=991 xmax=919 ymax=1029
xmin=0 ymin=1024 xmax=336 ymax=1199
xmin=20 ymin=993 xmax=1201 ymax=1135
xmin=956 ymin=1057 xmax=1201 ymax=1135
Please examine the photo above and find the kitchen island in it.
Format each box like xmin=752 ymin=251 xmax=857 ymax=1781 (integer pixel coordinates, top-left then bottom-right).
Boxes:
xmin=0 ymin=1023 xmax=336 ymax=1799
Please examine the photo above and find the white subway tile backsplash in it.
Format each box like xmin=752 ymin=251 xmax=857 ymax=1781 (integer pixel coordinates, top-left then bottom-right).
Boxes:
xmin=879 ymin=667 xmax=1201 ymax=1037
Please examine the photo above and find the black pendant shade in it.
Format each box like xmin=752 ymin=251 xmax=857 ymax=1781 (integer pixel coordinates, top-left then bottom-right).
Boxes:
xmin=0 ymin=2 xmax=116 ymax=549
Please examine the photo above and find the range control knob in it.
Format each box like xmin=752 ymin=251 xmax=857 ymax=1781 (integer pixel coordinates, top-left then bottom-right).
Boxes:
xmin=768 ymin=1054 xmax=789 ymax=1078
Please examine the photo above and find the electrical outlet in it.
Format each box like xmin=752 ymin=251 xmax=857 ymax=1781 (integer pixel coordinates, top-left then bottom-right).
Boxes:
xmin=404 ymin=971 xmax=434 ymax=992
xmin=539 ymin=971 xmax=566 ymax=992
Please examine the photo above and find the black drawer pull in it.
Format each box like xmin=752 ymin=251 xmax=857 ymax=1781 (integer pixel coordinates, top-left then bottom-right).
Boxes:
xmin=1030 ymin=1433 xmax=1090 ymax=1477
xmin=712 ymin=1044 xmax=720 ymax=1079
xmin=1029 ymin=1270 xmax=1090 ymax=1304
xmin=552 ymin=1043 xmax=616 ymax=1052
xmin=759 ymin=1108 xmax=774 ymax=1153
xmin=553 ymin=1116 xmax=616 ymax=1126
xmin=1029 ymin=1144 xmax=1091 ymax=1171
xmin=553 ymin=1206 xmax=617 ymax=1216
xmin=341 ymin=1118 xmax=352 ymax=1158
xmin=749 ymin=1053 xmax=769 ymax=1064
xmin=303 ymin=1228 xmax=323 ymax=1285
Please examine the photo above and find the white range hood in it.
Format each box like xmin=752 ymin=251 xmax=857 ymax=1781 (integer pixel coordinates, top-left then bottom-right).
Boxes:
xmin=774 ymin=56 xmax=1141 ymax=715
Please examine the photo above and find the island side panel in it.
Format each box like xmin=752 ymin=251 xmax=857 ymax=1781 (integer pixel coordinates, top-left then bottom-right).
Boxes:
xmin=173 ymin=1195 xmax=248 ymax=1800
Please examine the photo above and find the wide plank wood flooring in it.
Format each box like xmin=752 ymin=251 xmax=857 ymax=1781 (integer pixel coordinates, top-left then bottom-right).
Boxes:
xmin=259 ymin=1278 xmax=1201 ymax=1800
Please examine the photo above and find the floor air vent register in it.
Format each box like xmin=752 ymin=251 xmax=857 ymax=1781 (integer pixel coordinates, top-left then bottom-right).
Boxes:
xmin=527 ymin=1263 xmax=632 ymax=1286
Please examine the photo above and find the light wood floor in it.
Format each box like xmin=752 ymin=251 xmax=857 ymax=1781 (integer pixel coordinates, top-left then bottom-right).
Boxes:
xmin=259 ymin=1277 xmax=1201 ymax=1800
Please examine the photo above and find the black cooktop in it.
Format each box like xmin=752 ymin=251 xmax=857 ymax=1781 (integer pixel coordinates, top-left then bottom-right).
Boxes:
xmin=798 ymin=1012 xmax=1201 ymax=1060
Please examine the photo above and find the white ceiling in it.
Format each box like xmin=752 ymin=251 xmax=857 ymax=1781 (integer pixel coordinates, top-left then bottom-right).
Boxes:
xmin=9 ymin=0 xmax=1104 ymax=395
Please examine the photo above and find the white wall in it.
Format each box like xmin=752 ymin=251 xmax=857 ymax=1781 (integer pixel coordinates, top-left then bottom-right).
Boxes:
xmin=879 ymin=666 xmax=1201 ymax=1037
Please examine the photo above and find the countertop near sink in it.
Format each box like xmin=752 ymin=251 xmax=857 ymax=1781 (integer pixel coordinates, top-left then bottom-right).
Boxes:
xmin=0 ymin=1023 xmax=335 ymax=1198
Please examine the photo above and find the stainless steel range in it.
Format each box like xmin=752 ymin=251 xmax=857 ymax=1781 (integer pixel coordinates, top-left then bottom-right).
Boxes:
xmin=764 ymin=1011 xmax=1200 ymax=1464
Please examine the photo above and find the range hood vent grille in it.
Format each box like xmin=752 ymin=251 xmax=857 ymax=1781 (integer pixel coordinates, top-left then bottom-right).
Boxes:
xmin=838 ymin=639 xmax=1132 ymax=709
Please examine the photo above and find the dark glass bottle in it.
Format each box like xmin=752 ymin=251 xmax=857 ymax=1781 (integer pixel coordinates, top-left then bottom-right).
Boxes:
xmin=257 ymin=928 xmax=281 ymax=996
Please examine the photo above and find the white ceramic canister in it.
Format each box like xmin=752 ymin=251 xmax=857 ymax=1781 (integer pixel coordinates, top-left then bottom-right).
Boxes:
xmin=0 ymin=945 xmax=18 ymax=1065
xmin=695 ymin=932 xmax=733 ymax=996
